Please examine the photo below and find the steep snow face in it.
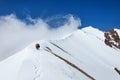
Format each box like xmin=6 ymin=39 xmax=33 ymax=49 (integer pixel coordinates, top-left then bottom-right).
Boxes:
xmin=115 ymin=28 xmax=120 ymax=36
xmin=0 ymin=27 xmax=120 ymax=80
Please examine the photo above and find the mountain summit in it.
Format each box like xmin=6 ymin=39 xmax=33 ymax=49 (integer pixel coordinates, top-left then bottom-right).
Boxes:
xmin=0 ymin=27 xmax=120 ymax=80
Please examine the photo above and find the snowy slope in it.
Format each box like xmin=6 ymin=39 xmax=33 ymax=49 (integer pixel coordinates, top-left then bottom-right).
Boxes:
xmin=0 ymin=26 xmax=120 ymax=80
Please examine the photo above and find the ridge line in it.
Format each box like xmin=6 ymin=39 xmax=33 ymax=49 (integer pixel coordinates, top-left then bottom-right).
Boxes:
xmin=44 ymin=47 xmax=95 ymax=80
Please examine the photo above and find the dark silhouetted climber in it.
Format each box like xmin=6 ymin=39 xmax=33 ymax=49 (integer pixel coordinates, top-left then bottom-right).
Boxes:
xmin=35 ymin=43 xmax=40 ymax=50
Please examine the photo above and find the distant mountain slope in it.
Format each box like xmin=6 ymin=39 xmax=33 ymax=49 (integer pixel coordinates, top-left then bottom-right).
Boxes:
xmin=0 ymin=26 xmax=120 ymax=80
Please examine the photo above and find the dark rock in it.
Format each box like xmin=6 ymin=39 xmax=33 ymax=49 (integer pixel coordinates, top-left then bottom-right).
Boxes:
xmin=104 ymin=29 xmax=120 ymax=49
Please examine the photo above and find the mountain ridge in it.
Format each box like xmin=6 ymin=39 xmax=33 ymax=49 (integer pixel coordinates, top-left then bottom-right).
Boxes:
xmin=0 ymin=26 xmax=120 ymax=80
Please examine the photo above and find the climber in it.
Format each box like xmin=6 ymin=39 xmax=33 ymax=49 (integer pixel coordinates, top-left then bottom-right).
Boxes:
xmin=35 ymin=43 xmax=40 ymax=50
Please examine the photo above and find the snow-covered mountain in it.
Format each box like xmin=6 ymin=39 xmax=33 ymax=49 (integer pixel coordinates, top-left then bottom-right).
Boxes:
xmin=0 ymin=26 xmax=120 ymax=80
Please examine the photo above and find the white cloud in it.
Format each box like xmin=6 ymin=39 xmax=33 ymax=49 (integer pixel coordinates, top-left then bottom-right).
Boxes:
xmin=0 ymin=14 xmax=81 ymax=61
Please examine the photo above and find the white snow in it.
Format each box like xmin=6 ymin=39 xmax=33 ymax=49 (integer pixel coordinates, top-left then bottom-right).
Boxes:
xmin=0 ymin=26 xmax=120 ymax=80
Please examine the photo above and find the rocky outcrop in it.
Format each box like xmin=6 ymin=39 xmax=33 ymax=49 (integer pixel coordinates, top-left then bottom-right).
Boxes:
xmin=114 ymin=68 xmax=120 ymax=75
xmin=104 ymin=29 xmax=120 ymax=49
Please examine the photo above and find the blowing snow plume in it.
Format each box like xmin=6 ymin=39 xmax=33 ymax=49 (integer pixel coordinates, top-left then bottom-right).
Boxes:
xmin=0 ymin=14 xmax=81 ymax=61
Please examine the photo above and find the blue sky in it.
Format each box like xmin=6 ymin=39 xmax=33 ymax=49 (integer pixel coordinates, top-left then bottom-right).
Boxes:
xmin=0 ymin=0 xmax=120 ymax=31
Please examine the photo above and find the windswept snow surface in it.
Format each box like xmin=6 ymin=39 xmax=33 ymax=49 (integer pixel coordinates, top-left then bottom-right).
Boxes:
xmin=0 ymin=27 xmax=120 ymax=80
